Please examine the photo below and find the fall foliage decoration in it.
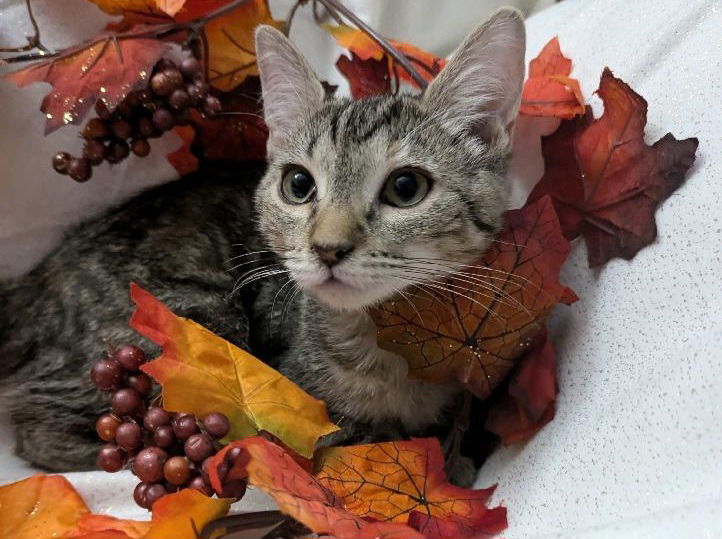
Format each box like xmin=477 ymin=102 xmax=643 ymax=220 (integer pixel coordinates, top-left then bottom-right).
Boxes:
xmin=131 ymin=283 xmax=340 ymax=458
xmin=372 ymin=196 xmax=577 ymax=400
xmin=315 ymin=438 xmax=507 ymax=538
xmin=0 ymin=0 xmax=701 ymax=537
xmin=519 ymin=36 xmax=585 ymax=119
xmin=527 ymin=68 xmax=699 ymax=266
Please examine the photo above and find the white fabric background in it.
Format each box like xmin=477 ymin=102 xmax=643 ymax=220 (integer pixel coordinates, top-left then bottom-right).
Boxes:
xmin=1 ymin=0 xmax=721 ymax=537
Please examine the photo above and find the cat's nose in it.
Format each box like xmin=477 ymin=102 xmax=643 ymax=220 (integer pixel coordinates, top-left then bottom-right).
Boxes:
xmin=312 ymin=242 xmax=354 ymax=267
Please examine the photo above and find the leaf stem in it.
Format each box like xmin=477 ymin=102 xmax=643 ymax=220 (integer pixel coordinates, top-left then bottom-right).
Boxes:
xmin=315 ymin=0 xmax=428 ymax=89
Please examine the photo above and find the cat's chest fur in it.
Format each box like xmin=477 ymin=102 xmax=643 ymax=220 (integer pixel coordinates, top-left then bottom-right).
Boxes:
xmin=279 ymin=298 xmax=458 ymax=433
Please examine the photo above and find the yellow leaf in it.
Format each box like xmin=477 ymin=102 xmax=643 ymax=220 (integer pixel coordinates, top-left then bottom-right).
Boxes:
xmin=66 ymin=514 xmax=150 ymax=538
xmin=204 ymin=0 xmax=284 ymax=91
xmin=132 ymin=283 xmax=339 ymax=458
xmin=0 ymin=474 xmax=89 ymax=539
xmin=145 ymin=489 xmax=231 ymax=539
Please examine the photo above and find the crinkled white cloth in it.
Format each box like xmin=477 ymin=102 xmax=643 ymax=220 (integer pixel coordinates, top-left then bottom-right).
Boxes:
xmin=1 ymin=0 xmax=721 ymax=536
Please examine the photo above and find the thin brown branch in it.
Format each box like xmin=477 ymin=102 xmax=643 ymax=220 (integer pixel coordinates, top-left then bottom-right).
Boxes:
xmin=0 ymin=0 xmax=54 ymax=57
xmin=315 ymin=0 xmax=428 ymax=89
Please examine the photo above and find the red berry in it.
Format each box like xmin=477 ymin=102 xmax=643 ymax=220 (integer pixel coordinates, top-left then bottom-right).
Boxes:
xmin=68 ymin=158 xmax=92 ymax=182
xmin=172 ymin=414 xmax=198 ymax=441
xmin=184 ymin=433 xmax=214 ymax=462
xmin=152 ymin=109 xmax=175 ymax=131
xmin=153 ymin=425 xmax=175 ymax=448
xmin=116 ymin=422 xmax=142 ymax=450
xmin=137 ymin=118 xmax=155 ymax=138
xmin=115 ymin=345 xmax=146 ymax=371
xmin=83 ymin=140 xmax=105 ymax=165
xmin=133 ymin=447 xmax=168 ymax=483
xmin=111 ymin=388 xmax=143 ymax=416
xmin=180 ymin=57 xmax=201 ymax=79
xmin=168 ymin=89 xmax=191 ymax=110
xmin=224 ymin=446 xmax=242 ymax=466
xmin=144 ymin=407 xmax=171 ymax=431
xmin=130 ymin=138 xmax=150 ymax=157
xmin=52 ymin=152 xmax=71 ymax=174
xmin=164 ymin=456 xmax=192 ymax=485
xmin=128 ymin=373 xmax=152 ymax=396
xmin=90 ymin=358 xmax=123 ymax=391
xmin=203 ymin=413 xmax=230 ymax=439
xmin=96 ymin=414 xmax=121 ymax=442
xmin=145 ymin=483 xmax=167 ymax=508
xmin=105 ymin=140 xmax=129 ymax=164
xmin=111 ymin=119 xmax=132 ymax=139
xmin=133 ymin=482 xmax=150 ymax=508
xmin=97 ymin=444 xmax=126 ymax=472
xmin=83 ymin=118 xmax=110 ymax=140
xmin=202 ymin=95 xmax=222 ymax=117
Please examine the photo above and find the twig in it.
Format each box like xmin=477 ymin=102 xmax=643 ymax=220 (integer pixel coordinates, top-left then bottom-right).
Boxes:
xmin=0 ymin=0 xmax=51 ymax=53
xmin=315 ymin=0 xmax=428 ymax=89
xmin=1 ymin=0 xmax=257 ymax=66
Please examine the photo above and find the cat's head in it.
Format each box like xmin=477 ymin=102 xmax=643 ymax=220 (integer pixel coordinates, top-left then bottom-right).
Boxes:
xmin=254 ymin=9 xmax=525 ymax=311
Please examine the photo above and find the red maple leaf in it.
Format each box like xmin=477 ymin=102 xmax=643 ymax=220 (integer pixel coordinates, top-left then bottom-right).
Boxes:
xmin=520 ymin=36 xmax=585 ymax=119
xmin=527 ymin=68 xmax=699 ymax=266
xmin=6 ymin=34 xmax=168 ymax=134
xmin=336 ymin=53 xmax=391 ymax=99
xmin=485 ymin=329 xmax=558 ymax=444
xmin=207 ymin=437 xmax=424 ymax=538
xmin=371 ymin=196 xmax=576 ymax=399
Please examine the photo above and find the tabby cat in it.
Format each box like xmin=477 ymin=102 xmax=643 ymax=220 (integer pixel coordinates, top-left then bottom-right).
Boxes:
xmin=0 ymin=9 xmax=525 ymax=482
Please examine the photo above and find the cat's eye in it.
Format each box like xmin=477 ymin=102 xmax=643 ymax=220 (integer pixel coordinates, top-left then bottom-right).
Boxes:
xmin=281 ymin=167 xmax=316 ymax=204
xmin=381 ymin=169 xmax=431 ymax=208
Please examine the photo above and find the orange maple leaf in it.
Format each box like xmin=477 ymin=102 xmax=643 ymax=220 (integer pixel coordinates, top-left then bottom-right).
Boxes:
xmin=208 ymin=436 xmax=424 ymax=538
xmin=325 ymin=24 xmax=445 ymax=88
xmin=145 ymin=488 xmax=232 ymax=539
xmin=315 ymin=438 xmax=506 ymax=537
xmin=65 ymin=514 xmax=150 ymax=539
xmin=6 ymin=35 xmax=168 ymax=134
xmin=519 ymin=37 xmax=585 ymax=119
xmin=131 ymin=284 xmax=339 ymax=458
xmin=0 ymin=474 xmax=89 ymax=539
xmin=371 ymin=196 xmax=577 ymax=399
xmin=527 ymin=69 xmax=699 ymax=266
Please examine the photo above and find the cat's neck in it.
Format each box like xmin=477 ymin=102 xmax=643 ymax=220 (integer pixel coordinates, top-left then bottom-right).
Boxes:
xmin=278 ymin=294 xmax=457 ymax=433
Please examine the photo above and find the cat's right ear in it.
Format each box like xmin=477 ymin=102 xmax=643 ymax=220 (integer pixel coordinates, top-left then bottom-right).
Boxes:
xmin=255 ymin=26 xmax=326 ymax=152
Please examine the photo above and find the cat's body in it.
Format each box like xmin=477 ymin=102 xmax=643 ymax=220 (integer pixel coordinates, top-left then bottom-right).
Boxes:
xmin=0 ymin=9 xmax=525 ymax=476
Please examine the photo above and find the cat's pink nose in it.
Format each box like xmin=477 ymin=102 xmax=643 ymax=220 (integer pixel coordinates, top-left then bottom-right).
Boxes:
xmin=312 ymin=242 xmax=354 ymax=267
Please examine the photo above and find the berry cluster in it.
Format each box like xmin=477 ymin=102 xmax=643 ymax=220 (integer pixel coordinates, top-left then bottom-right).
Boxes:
xmin=53 ymin=57 xmax=221 ymax=182
xmin=90 ymin=345 xmax=245 ymax=510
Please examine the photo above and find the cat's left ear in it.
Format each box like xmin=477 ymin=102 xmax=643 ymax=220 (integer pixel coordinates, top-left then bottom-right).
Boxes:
xmin=255 ymin=26 xmax=326 ymax=152
xmin=422 ymin=8 xmax=526 ymax=143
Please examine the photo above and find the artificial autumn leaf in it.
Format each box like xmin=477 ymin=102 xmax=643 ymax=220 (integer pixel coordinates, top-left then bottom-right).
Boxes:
xmin=336 ymin=53 xmax=391 ymax=99
xmin=131 ymin=283 xmax=339 ymax=458
xmin=527 ymin=68 xmax=699 ymax=266
xmin=65 ymin=514 xmax=150 ymax=539
xmin=145 ymin=488 xmax=232 ymax=539
xmin=6 ymin=36 xmax=168 ymax=134
xmin=520 ymin=36 xmax=585 ymax=119
xmin=209 ymin=436 xmax=423 ymax=538
xmin=88 ymin=0 xmax=186 ymax=17
xmin=485 ymin=330 xmax=558 ymax=444
xmin=372 ymin=196 xmax=577 ymax=399
xmin=190 ymin=76 xmax=268 ymax=162
xmin=166 ymin=125 xmax=199 ymax=174
xmin=315 ymin=438 xmax=506 ymax=538
xmin=0 ymin=474 xmax=89 ymax=539
xmin=202 ymin=0 xmax=284 ymax=91
xmin=326 ymin=24 xmax=445 ymax=88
